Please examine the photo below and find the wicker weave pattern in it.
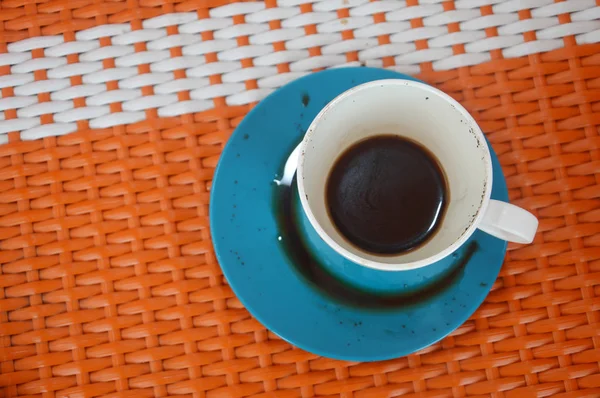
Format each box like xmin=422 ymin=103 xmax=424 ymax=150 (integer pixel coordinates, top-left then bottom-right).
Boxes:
xmin=0 ymin=1 xmax=599 ymax=141
xmin=1 ymin=0 xmax=600 ymax=397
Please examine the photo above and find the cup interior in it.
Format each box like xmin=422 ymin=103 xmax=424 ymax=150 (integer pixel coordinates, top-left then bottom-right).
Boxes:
xmin=297 ymin=80 xmax=492 ymax=270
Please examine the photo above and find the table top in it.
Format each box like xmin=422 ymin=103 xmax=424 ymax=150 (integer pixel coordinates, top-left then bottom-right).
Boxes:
xmin=0 ymin=1 xmax=599 ymax=397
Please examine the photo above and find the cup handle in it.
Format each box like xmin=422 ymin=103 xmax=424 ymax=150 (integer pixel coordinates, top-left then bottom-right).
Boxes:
xmin=478 ymin=200 xmax=539 ymax=244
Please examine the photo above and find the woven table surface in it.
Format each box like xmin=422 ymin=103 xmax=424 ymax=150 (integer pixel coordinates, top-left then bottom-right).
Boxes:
xmin=0 ymin=0 xmax=599 ymax=397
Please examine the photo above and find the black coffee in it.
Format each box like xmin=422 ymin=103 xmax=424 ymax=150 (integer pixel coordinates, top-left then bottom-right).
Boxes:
xmin=326 ymin=135 xmax=448 ymax=254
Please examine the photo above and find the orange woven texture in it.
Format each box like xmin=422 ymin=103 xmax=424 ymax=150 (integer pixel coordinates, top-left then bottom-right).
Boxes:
xmin=1 ymin=0 xmax=600 ymax=397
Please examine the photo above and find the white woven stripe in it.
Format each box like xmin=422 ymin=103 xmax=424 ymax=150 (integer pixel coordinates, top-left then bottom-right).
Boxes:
xmin=0 ymin=0 xmax=598 ymax=140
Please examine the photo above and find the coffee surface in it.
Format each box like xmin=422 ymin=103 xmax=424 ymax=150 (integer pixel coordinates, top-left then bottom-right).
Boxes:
xmin=326 ymin=135 xmax=448 ymax=254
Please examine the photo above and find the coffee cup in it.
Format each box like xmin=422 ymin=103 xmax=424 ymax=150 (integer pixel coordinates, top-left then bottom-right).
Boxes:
xmin=297 ymin=79 xmax=538 ymax=271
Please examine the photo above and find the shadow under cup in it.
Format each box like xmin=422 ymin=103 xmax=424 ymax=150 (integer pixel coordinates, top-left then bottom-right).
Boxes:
xmin=298 ymin=80 xmax=493 ymax=271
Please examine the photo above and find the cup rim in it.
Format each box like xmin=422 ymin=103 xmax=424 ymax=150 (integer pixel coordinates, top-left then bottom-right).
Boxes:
xmin=297 ymin=79 xmax=494 ymax=271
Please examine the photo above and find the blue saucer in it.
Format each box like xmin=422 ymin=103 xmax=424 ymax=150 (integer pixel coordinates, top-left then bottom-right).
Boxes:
xmin=210 ymin=68 xmax=508 ymax=361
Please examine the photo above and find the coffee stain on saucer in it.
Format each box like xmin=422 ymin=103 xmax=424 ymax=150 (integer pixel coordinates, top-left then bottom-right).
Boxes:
xmin=301 ymin=93 xmax=310 ymax=107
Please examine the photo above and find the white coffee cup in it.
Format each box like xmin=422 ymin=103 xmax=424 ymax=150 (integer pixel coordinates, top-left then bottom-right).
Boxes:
xmin=297 ymin=79 xmax=538 ymax=271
